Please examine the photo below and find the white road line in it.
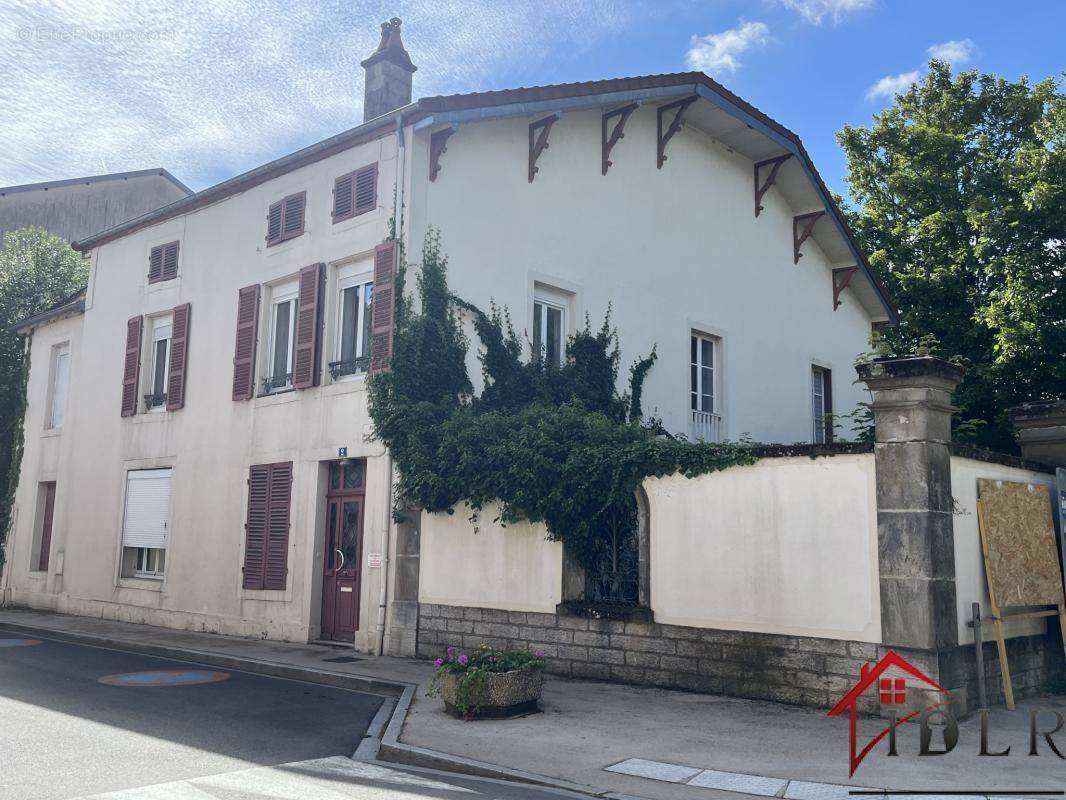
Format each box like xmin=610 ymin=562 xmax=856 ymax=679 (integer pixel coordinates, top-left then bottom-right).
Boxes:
xmin=687 ymin=769 xmax=789 ymax=796
xmin=605 ymin=758 xmax=702 ymax=783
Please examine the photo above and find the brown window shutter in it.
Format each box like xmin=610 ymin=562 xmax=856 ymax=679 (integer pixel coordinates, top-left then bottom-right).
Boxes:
xmin=242 ymin=464 xmax=270 ymax=590
xmin=292 ymin=263 xmax=325 ymax=389
xmin=148 ymin=245 xmax=164 ymax=283
xmin=266 ymin=201 xmax=283 ymax=245
xmin=232 ymin=285 xmax=261 ymax=401
xmin=162 ymin=241 xmax=180 ymax=280
xmin=121 ymin=316 xmax=143 ymax=417
xmin=263 ymin=461 xmax=293 ymax=590
xmin=333 ymin=173 xmax=354 ymax=221
xmin=823 ymin=368 xmax=834 ymax=444
xmin=369 ymin=240 xmax=397 ymax=375
xmin=166 ymin=303 xmax=191 ymax=411
xmin=37 ymin=482 xmax=56 ymax=572
xmin=282 ymin=192 xmax=306 ymax=240
xmin=354 ymin=164 xmax=378 ymax=215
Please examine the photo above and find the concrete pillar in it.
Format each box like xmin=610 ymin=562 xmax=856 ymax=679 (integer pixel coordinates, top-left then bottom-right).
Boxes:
xmin=387 ymin=512 xmax=421 ymax=657
xmin=857 ymin=356 xmax=966 ymax=654
xmin=1008 ymin=400 xmax=1066 ymax=467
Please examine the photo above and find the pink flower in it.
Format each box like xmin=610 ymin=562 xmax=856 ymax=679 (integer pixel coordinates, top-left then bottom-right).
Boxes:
xmin=434 ymin=658 xmax=444 ymax=668
xmin=457 ymin=654 xmax=469 ymax=666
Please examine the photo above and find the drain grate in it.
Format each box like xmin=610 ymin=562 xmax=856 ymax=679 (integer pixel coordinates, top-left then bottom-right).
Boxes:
xmin=322 ymin=655 xmax=363 ymax=663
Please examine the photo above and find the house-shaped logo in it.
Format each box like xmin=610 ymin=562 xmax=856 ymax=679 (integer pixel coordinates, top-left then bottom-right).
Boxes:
xmin=827 ymin=650 xmax=951 ymax=776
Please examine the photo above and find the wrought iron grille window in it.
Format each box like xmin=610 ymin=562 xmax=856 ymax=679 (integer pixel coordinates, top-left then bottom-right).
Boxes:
xmin=261 ymin=372 xmax=293 ymax=394
xmin=584 ymin=499 xmax=640 ymax=605
xmin=143 ymin=392 xmax=167 ymax=410
xmin=328 ymin=356 xmax=369 ymax=381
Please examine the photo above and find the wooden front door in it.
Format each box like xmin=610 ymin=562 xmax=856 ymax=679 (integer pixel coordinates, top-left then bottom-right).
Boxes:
xmin=320 ymin=460 xmax=365 ymax=642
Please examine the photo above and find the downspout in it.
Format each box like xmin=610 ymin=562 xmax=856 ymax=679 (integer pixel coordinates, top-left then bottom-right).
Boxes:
xmin=376 ymin=112 xmax=407 ymax=656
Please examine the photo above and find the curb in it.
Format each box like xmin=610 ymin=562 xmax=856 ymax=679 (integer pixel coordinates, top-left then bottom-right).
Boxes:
xmin=0 ymin=614 xmax=608 ymax=796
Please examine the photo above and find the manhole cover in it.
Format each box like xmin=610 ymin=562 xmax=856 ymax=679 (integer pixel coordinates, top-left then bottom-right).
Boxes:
xmin=98 ymin=670 xmax=230 ymax=687
xmin=322 ymin=656 xmax=362 ymax=663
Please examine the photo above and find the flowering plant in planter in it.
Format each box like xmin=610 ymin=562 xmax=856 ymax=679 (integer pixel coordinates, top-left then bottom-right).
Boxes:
xmin=428 ymin=644 xmax=546 ymax=717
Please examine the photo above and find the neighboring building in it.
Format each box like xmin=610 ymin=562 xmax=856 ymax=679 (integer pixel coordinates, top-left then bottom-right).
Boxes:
xmin=1 ymin=18 xmax=896 ymax=654
xmin=0 ymin=168 xmax=191 ymax=245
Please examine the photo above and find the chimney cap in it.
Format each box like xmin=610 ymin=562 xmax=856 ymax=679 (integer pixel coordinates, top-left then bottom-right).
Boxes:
xmin=361 ymin=17 xmax=417 ymax=73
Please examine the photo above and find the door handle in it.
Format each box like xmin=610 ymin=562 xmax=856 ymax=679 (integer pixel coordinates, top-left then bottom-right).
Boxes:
xmin=335 ymin=549 xmax=345 ymax=570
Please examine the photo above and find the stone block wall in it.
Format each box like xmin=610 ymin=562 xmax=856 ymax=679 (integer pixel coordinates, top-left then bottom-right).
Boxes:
xmin=418 ymin=602 xmax=891 ymax=709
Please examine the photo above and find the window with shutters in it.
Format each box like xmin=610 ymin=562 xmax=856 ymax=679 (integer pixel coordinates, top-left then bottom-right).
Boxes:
xmin=330 ymin=262 xmax=373 ymax=380
xmin=263 ymin=280 xmax=299 ymax=393
xmin=532 ymin=284 xmax=571 ymax=365
xmin=812 ymin=365 xmax=833 ymax=444
xmin=242 ymin=462 xmax=293 ymax=591
xmin=332 ymin=164 xmax=378 ymax=223
xmin=46 ymin=342 xmax=70 ymax=430
xmin=266 ymin=192 xmax=306 ymax=246
xmin=143 ymin=315 xmax=172 ymax=411
xmin=689 ymin=333 xmax=721 ymax=443
xmin=31 ymin=482 xmax=56 ymax=572
xmin=148 ymin=241 xmax=180 ymax=283
xmin=120 ymin=469 xmax=172 ymax=580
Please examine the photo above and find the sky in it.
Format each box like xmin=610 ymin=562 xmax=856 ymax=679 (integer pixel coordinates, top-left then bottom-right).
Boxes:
xmin=0 ymin=0 xmax=1063 ymax=199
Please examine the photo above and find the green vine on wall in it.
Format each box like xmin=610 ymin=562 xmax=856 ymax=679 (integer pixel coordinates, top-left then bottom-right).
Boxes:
xmin=367 ymin=229 xmax=755 ymax=567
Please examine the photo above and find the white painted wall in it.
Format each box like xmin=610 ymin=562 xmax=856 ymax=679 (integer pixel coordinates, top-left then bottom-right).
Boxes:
xmin=409 ymin=108 xmax=878 ymax=444
xmin=950 ymin=456 xmax=1058 ymax=643
xmin=419 ymin=503 xmax=563 ymax=613
xmin=4 ymin=130 xmax=406 ymax=649
xmin=645 ymin=454 xmax=881 ymax=641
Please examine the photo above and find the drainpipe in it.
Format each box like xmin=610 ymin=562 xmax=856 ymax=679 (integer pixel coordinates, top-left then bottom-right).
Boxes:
xmin=376 ymin=113 xmax=407 ymax=656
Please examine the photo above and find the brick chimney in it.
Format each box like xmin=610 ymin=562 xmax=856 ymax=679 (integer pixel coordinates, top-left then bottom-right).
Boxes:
xmin=361 ymin=17 xmax=417 ymax=122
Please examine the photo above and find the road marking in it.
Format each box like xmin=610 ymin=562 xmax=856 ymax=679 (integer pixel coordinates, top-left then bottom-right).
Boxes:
xmin=688 ymin=770 xmax=789 ymax=796
xmin=97 ymin=670 xmax=230 ymax=687
xmin=74 ymin=756 xmax=479 ymax=799
xmin=0 ymin=638 xmax=42 ymax=647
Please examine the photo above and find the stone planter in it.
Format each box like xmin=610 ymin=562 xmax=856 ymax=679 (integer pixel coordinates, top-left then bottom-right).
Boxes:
xmin=438 ymin=668 xmax=543 ymax=718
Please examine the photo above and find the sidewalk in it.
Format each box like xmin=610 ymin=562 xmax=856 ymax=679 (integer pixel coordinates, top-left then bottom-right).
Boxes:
xmin=2 ymin=607 xmax=1064 ymax=800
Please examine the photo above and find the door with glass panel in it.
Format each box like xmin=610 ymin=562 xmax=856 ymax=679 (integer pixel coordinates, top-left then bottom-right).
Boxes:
xmin=320 ymin=460 xmax=365 ymax=641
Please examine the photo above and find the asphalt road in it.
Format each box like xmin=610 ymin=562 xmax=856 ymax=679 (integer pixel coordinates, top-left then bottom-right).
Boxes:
xmin=0 ymin=631 xmax=583 ymax=800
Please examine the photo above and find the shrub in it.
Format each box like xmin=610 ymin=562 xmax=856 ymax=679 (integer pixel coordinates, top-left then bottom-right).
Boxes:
xmin=427 ymin=644 xmax=546 ymax=715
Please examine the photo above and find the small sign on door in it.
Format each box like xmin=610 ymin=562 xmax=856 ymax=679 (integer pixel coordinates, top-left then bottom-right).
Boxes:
xmin=367 ymin=553 xmax=382 ymax=568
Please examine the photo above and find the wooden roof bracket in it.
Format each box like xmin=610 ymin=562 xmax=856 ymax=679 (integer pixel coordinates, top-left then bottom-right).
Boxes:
xmin=656 ymin=95 xmax=698 ymax=169
xmin=429 ymin=125 xmax=457 ymax=182
xmin=754 ymin=154 xmax=792 ymax=217
xmin=602 ymin=102 xmax=639 ymax=176
xmin=793 ymin=210 xmax=825 ymax=264
xmin=528 ymin=113 xmax=560 ymax=183
xmin=832 ymin=266 xmax=859 ymax=310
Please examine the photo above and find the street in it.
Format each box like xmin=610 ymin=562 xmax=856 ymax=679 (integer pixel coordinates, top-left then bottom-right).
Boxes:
xmin=0 ymin=632 xmax=583 ymax=800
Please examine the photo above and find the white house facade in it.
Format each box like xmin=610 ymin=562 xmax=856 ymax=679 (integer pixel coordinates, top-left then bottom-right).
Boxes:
xmin=1 ymin=19 xmax=897 ymax=655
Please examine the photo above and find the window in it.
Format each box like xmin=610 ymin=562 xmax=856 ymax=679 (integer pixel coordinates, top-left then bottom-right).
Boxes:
xmin=812 ymin=366 xmax=833 ymax=444
xmin=148 ymin=241 xmax=179 ymax=283
xmin=243 ymin=462 xmax=293 ymax=591
xmin=264 ymin=281 xmax=298 ymax=393
xmin=690 ymin=333 xmax=720 ymax=442
xmin=331 ymin=267 xmax=373 ymax=380
xmin=532 ymin=285 xmax=570 ymax=364
xmin=120 ymin=469 xmax=171 ymax=580
xmin=333 ymin=164 xmax=378 ymax=222
xmin=145 ymin=316 xmax=171 ymax=410
xmin=48 ymin=343 xmax=70 ymax=429
xmin=266 ymin=192 xmax=306 ymax=246
xmin=32 ymin=482 xmax=56 ymax=572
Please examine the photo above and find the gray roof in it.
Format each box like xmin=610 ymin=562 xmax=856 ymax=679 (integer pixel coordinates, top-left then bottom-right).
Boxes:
xmin=0 ymin=168 xmax=192 ymax=197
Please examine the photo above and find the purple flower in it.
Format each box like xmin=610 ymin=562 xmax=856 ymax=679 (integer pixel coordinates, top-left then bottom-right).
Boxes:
xmin=434 ymin=658 xmax=444 ymax=668
xmin=447 ymin=646 xmax=457 ymax=656
xmin=457 ymin=654 xmax=469 ymax=666
xmin=534 ymin=650 xmax=545 ymax=658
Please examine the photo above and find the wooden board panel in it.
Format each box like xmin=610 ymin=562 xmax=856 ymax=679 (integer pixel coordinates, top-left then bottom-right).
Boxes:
xmin=977 ymin=479 xmax=1063 ymax=608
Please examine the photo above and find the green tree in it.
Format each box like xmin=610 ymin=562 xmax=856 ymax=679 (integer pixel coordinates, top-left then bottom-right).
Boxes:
xmin=839 ymin=61 xmax=1066 ymax=451
xmin=0 ymin=228 xmax=88 ymax=566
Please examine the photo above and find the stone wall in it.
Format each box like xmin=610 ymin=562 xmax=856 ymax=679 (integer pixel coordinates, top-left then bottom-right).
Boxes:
xmin=418 ymin=602 xmax=886 ymax=709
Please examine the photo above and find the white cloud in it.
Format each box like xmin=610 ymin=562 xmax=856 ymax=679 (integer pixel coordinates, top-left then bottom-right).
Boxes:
xmin=0 ymin=0 xmax=633 ymax=189
xmin=777 ymin=0 xmax=874 ymax=25
xmin=865 ymin=70 xmax=921 ymax=101
xmin=685 ymin=21 xmax=770 ymax=76
xmin=927 ymin=38 xmax=977 ymax=65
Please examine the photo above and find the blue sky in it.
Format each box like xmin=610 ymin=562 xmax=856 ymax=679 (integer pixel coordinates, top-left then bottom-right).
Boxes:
xmin=1 ymin=0 xmax=1063 ymax=199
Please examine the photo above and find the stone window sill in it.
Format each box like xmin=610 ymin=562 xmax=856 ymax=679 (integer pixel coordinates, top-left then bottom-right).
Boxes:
xmin=556 ymin=600 xmax=652 ymax=623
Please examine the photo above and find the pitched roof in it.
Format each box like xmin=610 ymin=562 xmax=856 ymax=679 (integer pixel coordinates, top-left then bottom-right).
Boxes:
xmin=9 ymin=286 xmax=87 ymax=334
xmin=68 ymin=72 xmax=896 ymax=319
xmin=0 ymin=168 xmax=191 ymax=198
